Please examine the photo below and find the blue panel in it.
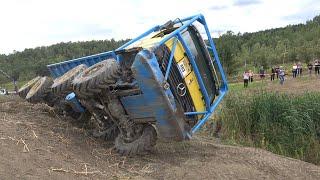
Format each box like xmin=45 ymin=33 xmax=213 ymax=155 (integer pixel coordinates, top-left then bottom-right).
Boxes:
xmin=47 ymin=51 xmax=115 ymax=77
xmin=121 ymin=94 xmax=157 ymax=119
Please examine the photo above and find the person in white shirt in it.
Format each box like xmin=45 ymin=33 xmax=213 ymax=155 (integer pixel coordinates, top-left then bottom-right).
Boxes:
xmin=292 ymin=63 xmax=297 ymax=78
xmin=243 ymin=70 xmax=249 ymax=88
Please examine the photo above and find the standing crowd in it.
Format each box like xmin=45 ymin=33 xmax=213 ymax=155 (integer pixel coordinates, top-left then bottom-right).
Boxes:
xmin=242 ymin=59 xmax=319 ymax=88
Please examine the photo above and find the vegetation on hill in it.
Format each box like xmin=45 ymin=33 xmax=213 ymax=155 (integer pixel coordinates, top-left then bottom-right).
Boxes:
xmin=0 ymin=39 xmax=129 ymax=83
xmin=215 ymin=15 xmax=320 ymax=75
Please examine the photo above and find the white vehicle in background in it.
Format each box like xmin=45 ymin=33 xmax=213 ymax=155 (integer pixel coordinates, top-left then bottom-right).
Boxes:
xmin=0 ymin=88 xmax=8 ymax=95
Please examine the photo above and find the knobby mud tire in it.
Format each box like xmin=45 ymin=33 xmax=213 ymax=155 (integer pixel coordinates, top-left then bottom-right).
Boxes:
xmin=26 ymin=76 xmax=53 ymax=103
xmin=18 ymin=76 xmax=41 ymax=99
xmin=115 ymin=124 xmax=157 ymax=156
xmin=92 ymin=123 xmax=119 ymax=141
xmin=72 ymin=59 xmax=120 ymax=96
xmin=51 ymin=64 xmax=87 ymax=95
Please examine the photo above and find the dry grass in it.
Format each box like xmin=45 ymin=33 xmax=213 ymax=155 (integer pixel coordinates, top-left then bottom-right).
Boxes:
xmin=221 ymin=77 xmax=320 ymax=165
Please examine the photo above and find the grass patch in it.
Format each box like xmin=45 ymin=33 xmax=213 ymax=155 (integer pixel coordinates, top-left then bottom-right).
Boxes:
xmin=0 ymin=80 xmax=28 ymax=91
xmin=229 ymin=80 xmax=267 ymax=91
xmin=220 ymin=91 xmax=320 ymax=165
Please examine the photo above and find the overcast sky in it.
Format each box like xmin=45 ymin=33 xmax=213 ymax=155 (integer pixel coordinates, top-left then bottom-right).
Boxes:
xmin=0 ymin=0 xmax=319 ymax=54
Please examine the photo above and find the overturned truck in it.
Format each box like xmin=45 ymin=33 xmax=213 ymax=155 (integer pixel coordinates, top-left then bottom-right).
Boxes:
xmin=18 ymin=14 xmax=228 ymax=155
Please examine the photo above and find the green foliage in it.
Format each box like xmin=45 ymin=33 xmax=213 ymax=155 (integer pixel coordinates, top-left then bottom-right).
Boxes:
xmin=221 ymin=92 xmax=320 ymax=164
xmin=214 ymin=31 xmax=241 ymax=75
xmin=214 ymin=15 xmax=320 ymax=75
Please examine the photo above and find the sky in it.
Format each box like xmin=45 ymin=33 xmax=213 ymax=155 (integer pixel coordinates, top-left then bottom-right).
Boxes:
xmin=0 ymin=0 xmax=319 ymax=55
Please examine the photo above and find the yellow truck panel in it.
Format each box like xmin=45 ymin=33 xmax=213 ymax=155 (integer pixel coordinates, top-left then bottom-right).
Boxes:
xmin=184 ymin=71 xmax=205 ymax=112
xmin=165 ymin=39 xmax=206 ymax=113
xmin=137 ymin=35 xmax=206 ymax=114
xmin=165 ymin=38 xmax=185 ymax=61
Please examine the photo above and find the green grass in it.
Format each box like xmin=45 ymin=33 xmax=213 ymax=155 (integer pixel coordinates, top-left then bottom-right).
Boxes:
xmin=0 ymin=80 xmax=28 ymax=91
xmin=220 ymin=91 xmax=320 ymax=165
xmin=229 ymin=80 xmax=268 ymax=91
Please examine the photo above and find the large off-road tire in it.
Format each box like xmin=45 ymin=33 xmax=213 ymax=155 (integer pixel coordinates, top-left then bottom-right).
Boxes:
xmin=26 ymin=76 xmax=53 ymax=103
xmin=104 ymin=124 xmax=120 ymax=141
xmin=115 ymin=124 xmax=157 ymax=156
xmin=92 ymin=122 xmax=119 ymax=141
xmin=72 ymin=59 xmax=120 ymax=96
xmin=51 ymin=64 xmax=87 ymax=95
xmin=18 ymin=76 xmax=41 ymax=98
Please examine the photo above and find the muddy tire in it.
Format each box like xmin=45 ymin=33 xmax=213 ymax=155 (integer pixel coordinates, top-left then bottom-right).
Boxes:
xmin=51 ymin=64 xmax=87 ymax=95
xmin=72 ymin=59 xmax=120 ymax=96
xmin=18 ymin=76 xmax=41 ymax=99
xmin=104 ymin=124 xmax=120 ymax=141
xmin=115 ymin=124 xmax=157 ymax=156
xmin=26 ymin=76 xmax=53 ymax=103
xmin=92 ymin=123 xmax=119 ymax=141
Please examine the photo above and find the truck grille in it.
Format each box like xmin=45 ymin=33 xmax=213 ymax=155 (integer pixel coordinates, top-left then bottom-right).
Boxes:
xmin=154 ymin=45 xmax=197 ymax=123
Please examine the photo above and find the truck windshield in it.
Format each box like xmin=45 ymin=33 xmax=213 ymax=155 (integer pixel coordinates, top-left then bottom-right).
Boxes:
xmin=181 ymin=27 xmax=216 ymax=103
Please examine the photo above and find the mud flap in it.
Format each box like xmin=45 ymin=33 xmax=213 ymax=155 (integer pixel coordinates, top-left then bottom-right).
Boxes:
xmin=121 ymin=49 xmax=190 ymax=141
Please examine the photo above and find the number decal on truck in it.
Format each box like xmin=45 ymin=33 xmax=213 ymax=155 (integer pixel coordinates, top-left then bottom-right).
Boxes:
xmin=177 ymin=58 xmax=191 ymax=78
xmin=180 ymin=63 xmax=186 ymax=72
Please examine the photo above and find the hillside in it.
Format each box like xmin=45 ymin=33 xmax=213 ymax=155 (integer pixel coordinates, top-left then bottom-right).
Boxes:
xmin=0 ymin=15 xmax=319 ymax=83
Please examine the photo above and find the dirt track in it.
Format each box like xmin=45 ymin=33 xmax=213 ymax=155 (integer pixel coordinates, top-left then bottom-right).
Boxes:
xmin=1 ymin=96 xmax=320 ymax=179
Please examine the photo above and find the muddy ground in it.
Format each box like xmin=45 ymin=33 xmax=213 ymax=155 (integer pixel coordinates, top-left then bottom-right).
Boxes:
xmin=0 ymin=95 xmax=320 ymax=180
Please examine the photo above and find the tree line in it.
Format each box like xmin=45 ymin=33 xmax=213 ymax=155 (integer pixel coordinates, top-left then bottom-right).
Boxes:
xmin=215 ymin=15 xmax=320 ymax=75
xmin=0 ymin=39 xmax=129 ymax=83
xmin=0 ymin=14 xmax=319 ymax=83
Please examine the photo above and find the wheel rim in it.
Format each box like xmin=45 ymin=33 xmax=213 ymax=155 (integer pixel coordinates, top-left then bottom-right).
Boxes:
xmin=26 ymin=78 xmax=44 ymax=99
xmin=18 ymin=76 xmax=41 ymax=92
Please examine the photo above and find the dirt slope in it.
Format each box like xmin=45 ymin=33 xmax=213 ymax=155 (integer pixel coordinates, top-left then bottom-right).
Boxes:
xmin=0 ymin=96 xmax=320 ymax=180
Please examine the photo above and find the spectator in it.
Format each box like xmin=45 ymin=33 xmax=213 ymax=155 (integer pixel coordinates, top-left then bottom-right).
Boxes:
xmin=243 ymin=70 xmax=249 ymax=88
xmin=271 ymin=67 xmax=275 ymax=81
xmin=297 ymin=62 xmax=302 ymax=77
xmin=292 ymin=63 xmax=297 ymax=78
xmin=275 ymin=66 xmax=280 ymax=79
xmin=315 ymin=59 xmax=320 ymax=75
xmin=248 ymin=70 xmax=254 ymax=83
xmin=279 ymin=66 xmax=285 ymax=85
xmin=259 ymin=66 xmax=265 ymax=79
xmin=307 ymin=62 xmax=313 ymax=76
